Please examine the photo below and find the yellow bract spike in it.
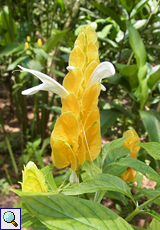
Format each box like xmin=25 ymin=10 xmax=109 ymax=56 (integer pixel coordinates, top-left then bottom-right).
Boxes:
xmin=84 ymin=107 xmax=100 ymax=130
xmin=77 ymin=135 xmax=85 ymax=165
xmin=51 ymin=112 xmax=79 ymax=153
xmin=22 ymin=162 xmax=48 ymax=192
xmin=62 ymin=93 xmax=80 ymax=119
xmin=82 ymin=84 xmax=99 ymax=121
xmin=75 ymin=32 xmax=85 ymax=51
xmin=69 ymin=46 xmax=85 ymax=69
xmin=63 ymin=68 xmax=84 ymax=96
xmin=87 ymin=41 xmax=99 ymax=63
xmin=82 ymin=122 xmax=101 ymax=161
xmin=120 ymin=168 xmax=137 ymax=183
xmin=84 ymin=61 xmax=98 ymax=85
xmin=86 ymin=25 xmax=97 ymax=44
xmin=51 ymin=141 xmax=77 ymax=172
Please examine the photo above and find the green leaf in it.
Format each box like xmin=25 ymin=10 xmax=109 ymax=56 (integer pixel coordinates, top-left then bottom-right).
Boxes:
xmin=120 ymin=0 xmax=133 ymax=11
xmin=44 ymin=29 xmax=68 ymax=53
xmin=102 ymin=135 xmax=129 ymax=162
xmin=103 ymin=146 xmax=130 ymax=168
xmin=48 ymin=66 xmax=65 ymax=77
xmin=115 ymin=63 xmax=139 ymax=90
xmin=136 ymin=187 xmax=160 ymax=205
xmin=14 ymin=191 xmax=134 ymax=230
xmin=7 ymin=56 xmax=27 ymax=71
xmin=147 ymin=65 xmax=160 ymax=89
xmin=138 ymin=66 xmax=148 ymax=109
xmin=0 ymin=43 xmax=23 ymax=57
xmin=130 ymin=0 xmax=149 ymax=18
xmin=82 ymin=161 xmax=101 ymax=179
xmin=107 ymin=74 xmax=131 ymax=91
xmin=98 ymin=36 xmax=119 ymax=48
xmin=127 ymin=22 xmax=148 ymax=109
xmin=92 ymin=2 xmax=126 ymax=31
xmin=139 ymin=110 xmax=160 ymax=142
xmin=103 ymin=158 xmax=160 ymax=183
xmin=147 ymin=218 xmax=160 ymax=230
xmin=28 ymin=60 xmax=42 ymax=71
xmin=100 ymin=109 xmax=121 ymax=136
xmin=62 ymin=173 xmax=134 ymax=201
xmin=41 ymin=165 xmax=58 ymax=192
xmin=138 ymin=142 xmax=160 ymax=160
xmin=108 ymin=101 xmax=136 ymax=120
xmin=97 ymin=24 xmax=113 ymax=38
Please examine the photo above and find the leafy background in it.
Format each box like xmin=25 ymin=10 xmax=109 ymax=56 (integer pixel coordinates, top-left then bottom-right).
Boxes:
xmin=1 ymin=0 xmax=160 ymax=229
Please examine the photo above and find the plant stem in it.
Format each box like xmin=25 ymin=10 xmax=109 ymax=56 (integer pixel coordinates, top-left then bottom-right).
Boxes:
xmin=125 ymin=192 xmax=160 ymax=222
xmin=0 ymin=115 xmax=18 ymax=176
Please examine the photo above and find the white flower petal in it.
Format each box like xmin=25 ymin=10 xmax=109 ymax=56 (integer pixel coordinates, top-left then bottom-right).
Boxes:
xmin=18 ymin=65 xmax=69 ymax=98
xmin=66 ymin=66 xmax=75 ymax=71
xmin=101 ymin=84 xmax=106 ymax=91
xmin=22 ymin=83 xmax=45 ymax=95
xmin=85 ymin=61 xmax=115 ymax=91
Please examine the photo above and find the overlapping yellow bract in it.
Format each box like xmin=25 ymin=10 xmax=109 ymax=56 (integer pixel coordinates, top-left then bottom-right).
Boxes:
xmin=50 ymin=26 xmax=101 ymax=172
xmin=120 ymin=129 xmax=140 ymax=182
xmin=21 ymin=162 xmax=48 ymax=192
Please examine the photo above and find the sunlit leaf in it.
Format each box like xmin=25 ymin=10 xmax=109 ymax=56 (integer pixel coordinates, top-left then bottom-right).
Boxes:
xmin=7 ymin=56 xmax=27 ymax=71
xmin=138 ymin=142 xmax=160 ymax=160
xmin=140 ymin=110 xmax=160 ymax=142
xmin=13 ymin=190 xmax=134 ymax=230
xmin=103 ymin=158 xmax=160 ymax=183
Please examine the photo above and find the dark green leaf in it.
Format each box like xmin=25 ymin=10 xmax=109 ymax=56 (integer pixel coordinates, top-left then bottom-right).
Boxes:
xmin=115 ymin=63 xmax=138 ymax=90
xmin=100 ymin=109 xmax=121 ymax=136
xmin=120 ymin=0 xmax=133 ymax=11
xmin=44 ymin=30 xmax=68 ymax=53
xmin=92 ymin=2 xmax=126 ymax=31
xmin=107 ymin=74 xmax=131 ymax=91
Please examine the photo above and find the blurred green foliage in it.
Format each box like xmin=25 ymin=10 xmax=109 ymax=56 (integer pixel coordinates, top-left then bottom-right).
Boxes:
xmin=0 ymin=0 xmax=160 ymax=175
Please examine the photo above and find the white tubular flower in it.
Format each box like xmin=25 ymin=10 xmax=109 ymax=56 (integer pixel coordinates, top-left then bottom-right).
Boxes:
xmin=18 ymin=65 xmax=69 ymax=98
xmin=85 ymin=61 xmax=115 ymax=91
xmin=66 ymin=66 xmax=75 ymax=71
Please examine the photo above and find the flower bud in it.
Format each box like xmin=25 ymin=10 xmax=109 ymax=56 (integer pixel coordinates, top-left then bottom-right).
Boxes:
xmin=27 ymin=36 xmax=31 ymax=42
xmin=120 ymin=129 xmax=140 ymax=183
xmin=37 ymin=38 xmax=42 ymax=47
xmin=21 ymin=161 xmax=48 ymax=192
xmin=25 ymin=42 xmax=29 ymax=50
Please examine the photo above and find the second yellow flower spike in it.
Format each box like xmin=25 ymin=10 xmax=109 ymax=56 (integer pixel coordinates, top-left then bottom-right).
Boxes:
xmin=120 ymin=129 xmax=140 ymax=182
xmin=21 ymin=161 xmax=48 ymax=192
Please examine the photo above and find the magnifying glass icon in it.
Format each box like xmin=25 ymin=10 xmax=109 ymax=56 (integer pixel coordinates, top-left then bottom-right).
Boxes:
xmin=3 ymin=211 xmax=18 ymax=227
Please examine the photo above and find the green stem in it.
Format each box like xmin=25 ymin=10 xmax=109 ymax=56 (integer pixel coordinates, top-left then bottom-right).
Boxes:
xmin=0 ymin=114 xmax=18 ymax=176
xmin=125 ymin=192 xmax=160 ymax=222
xmin=127 ymin=51 xmax=134 ymax=65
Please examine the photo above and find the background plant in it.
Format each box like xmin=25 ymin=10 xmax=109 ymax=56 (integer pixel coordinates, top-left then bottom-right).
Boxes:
xmin=1 ymin=0 xmax=160 ymax=229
